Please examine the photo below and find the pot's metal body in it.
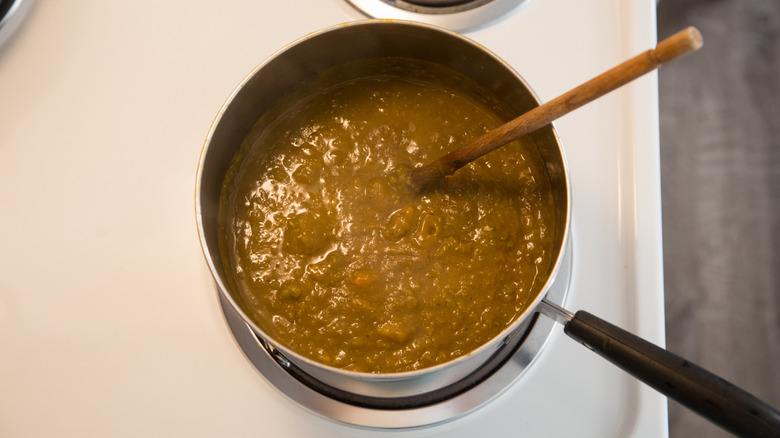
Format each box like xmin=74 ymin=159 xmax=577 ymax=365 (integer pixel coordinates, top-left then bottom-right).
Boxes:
xmin=196 ymin=20 xmax=571 ymax=398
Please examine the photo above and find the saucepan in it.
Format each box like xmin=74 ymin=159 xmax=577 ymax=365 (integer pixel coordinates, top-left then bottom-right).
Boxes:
xmin=195 ymin=20 xmax=780 ymax=436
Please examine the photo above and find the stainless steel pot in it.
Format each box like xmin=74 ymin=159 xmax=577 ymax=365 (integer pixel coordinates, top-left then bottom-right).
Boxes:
xmin=195 ymin=19 xmax=571 ymax=398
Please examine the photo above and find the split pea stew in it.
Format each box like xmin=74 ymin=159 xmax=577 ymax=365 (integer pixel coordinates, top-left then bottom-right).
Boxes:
xmin=218 ymin=58 xmax=556 ymax=373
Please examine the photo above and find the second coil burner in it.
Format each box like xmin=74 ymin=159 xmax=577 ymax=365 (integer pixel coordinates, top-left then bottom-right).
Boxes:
xmin=345 ymin=0 xmax=533 ymax=30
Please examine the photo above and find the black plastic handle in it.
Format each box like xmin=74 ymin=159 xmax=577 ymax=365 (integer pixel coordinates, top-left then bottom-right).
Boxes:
xmin=564 ymin=311 xmax=780 ymax=438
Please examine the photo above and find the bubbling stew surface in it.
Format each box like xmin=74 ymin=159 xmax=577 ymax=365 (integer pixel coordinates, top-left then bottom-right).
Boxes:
xmin=219 ymin=58 xmax=556 ymax=373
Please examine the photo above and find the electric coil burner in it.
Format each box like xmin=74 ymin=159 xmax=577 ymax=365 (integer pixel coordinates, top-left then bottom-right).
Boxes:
xmin=346 ymin=0 xmax=531 ymax=30
xmin=371 ymin=0 xmax=495 ymax=13
xmin=219 ymin=242 xmax=571 ymax=428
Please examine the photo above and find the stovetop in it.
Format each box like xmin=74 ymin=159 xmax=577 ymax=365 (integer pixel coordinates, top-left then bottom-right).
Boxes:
xmin=0 ymin=0 xmax=667 ymax=436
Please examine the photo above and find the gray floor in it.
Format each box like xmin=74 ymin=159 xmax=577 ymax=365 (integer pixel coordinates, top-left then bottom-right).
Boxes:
xmin=657 ymin=0 xmax=780 ymax=436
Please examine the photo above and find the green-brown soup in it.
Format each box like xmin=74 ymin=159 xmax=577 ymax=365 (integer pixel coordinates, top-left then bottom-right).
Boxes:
xmin=219 ymin=58 xmax=555 ymax=373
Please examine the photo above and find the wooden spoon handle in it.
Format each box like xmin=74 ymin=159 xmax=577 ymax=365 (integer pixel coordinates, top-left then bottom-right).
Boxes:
xmin=409 ymin=27 xmax=703 ymax=191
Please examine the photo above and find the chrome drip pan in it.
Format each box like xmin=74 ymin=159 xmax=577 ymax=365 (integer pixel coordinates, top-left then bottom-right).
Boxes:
xmin=0 ymin=0 xmax=34 ymax=49
xmin=218 ymin=240 xmax=571 ymax=429
xmin=346 ymin=0 xmax=532 ymax=30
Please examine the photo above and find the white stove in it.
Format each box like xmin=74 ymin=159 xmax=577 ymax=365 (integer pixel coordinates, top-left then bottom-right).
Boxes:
xmin=0 ymin=0 xmax=667 ymax=436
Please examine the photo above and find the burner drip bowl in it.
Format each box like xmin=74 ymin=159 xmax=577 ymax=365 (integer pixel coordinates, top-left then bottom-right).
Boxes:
xmin=382 ymin=0 xmax=494 ymax=14
xmin=217 ymin=240 xmax=572 ymax=428
xmin=256 ymin=315 xmax=537 ymax=410
xmin=346 ymin=0 xmax=533 ymax=31
xmin=0 ymin=0 xmax=35 ymax=49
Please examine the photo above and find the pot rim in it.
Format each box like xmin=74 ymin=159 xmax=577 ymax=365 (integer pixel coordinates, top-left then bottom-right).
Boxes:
xmin=195 ymin=18 xmax=572 ymax=381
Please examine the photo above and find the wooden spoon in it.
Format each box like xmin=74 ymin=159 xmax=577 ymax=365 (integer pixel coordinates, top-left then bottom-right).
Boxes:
xmin=408 ymin=27 xmax=703 ymax=192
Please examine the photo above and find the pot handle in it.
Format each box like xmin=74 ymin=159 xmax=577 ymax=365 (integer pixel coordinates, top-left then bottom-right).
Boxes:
xmin=563 ymin=310 xmax=780 ymax=437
